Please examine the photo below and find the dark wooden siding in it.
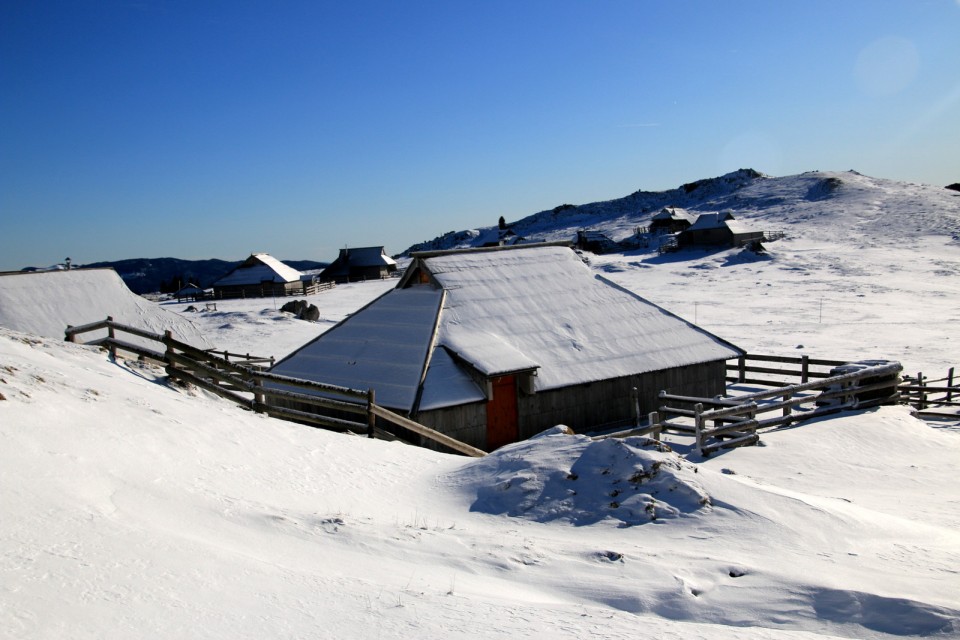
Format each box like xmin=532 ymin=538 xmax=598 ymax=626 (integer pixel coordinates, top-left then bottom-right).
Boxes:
xmin=213 ymin=281 xmax=303 ymax=299
xmin=416 ymin=359 xmax=730 ymax=451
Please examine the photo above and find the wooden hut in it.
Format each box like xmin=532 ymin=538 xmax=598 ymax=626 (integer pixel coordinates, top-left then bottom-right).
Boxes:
xmin=319 ymin=247 xmax=397 ymax=283
xmin=211 ymin=254 xmax=304 ymax=299
xmin=649 ymin=206 xmax=696 ymax=234
xmin=270 ymin=243 xmax=743 ymax=452
xmin=174 ymin=283 xmax=206 ymax=302
xmin=575 ymin=230 xmax=620 ymax=254
xmin=678 ymin=212 xmax=764 ymax=248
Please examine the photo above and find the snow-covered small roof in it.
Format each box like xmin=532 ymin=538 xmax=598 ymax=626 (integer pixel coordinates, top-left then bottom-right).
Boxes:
xmin=336 ymin=247 xmax=396 ymax=267
xmin=687 ymin=212 xmax=735 ymax=231
xmin=724 ymin=220 xmax=758 ymax=236
xmin=214 ymin=254 xmax=302 ymax=286
xmin=652 ymin=207 xmax=695 ymax=223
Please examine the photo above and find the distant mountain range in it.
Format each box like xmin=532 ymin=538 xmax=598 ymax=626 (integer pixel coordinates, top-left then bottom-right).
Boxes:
xmin=76 ymin=257 xmax=326 ymax=295
xmin=404 ymin=169 xmax=960 ymax=254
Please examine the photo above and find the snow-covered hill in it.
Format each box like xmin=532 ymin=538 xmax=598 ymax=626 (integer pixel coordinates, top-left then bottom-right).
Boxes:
xmin=2 ymin=328 xmax=958 ymax=639
xmin=406 ymin=169 xmax=960 ymax=252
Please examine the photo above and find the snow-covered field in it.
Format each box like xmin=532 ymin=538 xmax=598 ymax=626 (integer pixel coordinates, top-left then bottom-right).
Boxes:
xmin=2 ymin=171 xmax=959 ymax=639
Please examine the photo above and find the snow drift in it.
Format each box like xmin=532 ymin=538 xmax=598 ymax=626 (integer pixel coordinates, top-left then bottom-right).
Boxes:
xmin=0 ymin=268 xmax=211 ymax=348
xmin=450 ymin=427 xmax=710 ymax=525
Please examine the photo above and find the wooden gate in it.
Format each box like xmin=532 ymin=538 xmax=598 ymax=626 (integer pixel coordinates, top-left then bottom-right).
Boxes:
xmin=487 ymin=375 xmax=518 ymax=450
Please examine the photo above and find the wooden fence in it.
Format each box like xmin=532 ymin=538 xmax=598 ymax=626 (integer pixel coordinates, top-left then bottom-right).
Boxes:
xmin=211 ymin=280 xmax=335 ymax=300
xmin=727 ymin=354 xmax=848 ymax=386
xmin=600 ymin=358 xmax=902 ymax=456
xmin=64 ymin=318 xmax=485 ymax=457
xmin=899 ymin=368 xmax=958 ymax=412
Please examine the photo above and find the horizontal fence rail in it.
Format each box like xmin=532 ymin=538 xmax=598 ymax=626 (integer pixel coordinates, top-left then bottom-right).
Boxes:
xmin=64 ymin=317 xmax=485 ymax=457
xmin=727 ymin=354 xmax=848 ymax=386
xmin=899 ymin=367 xmax=958 ymax=411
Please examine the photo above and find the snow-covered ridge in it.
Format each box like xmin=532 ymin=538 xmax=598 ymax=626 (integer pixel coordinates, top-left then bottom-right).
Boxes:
xmin=406 ymin=169 xmax=960 ymax=253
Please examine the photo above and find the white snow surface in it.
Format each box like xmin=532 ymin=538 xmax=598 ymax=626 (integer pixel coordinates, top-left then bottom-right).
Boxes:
xmin=3 ymin=170 xmax=960 ymax=639
xmin=0 ymin=268 xmax=211 ymax=348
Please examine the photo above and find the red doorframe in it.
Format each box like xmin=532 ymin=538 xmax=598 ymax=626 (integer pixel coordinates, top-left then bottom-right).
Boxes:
xmin=487 ymin=375 xmax=518 ymax=451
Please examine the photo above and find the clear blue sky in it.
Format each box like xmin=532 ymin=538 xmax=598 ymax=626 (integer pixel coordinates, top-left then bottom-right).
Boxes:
xmin=2 ymin=0 xmax=958 ymax=269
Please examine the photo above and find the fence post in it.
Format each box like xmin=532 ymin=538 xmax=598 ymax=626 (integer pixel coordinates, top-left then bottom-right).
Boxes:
xmin=738 ymin=356 xmax=746 ymax=383
xmin=783 ymin=391 xmax=793 ymax=419
xmin=106 ymin=316 xmax=116 ymax=360
xmin=367 ymin=389 xmax=376 ymax=439
xmin=164 ymin=331 xmax=175 ymax=373
xmin=801 ymin=355 xmax=809 ymax=383
xmin=253 ymin=377 xmax=265 ymax=413
xmin=948 ymin=367 xmax=955 ymax=403
xmin=65 ymin=325 xmax=74 ymax=343
xmin=917 ymin=371 xmax=925 ymax=410
xmin=648 ymin=411 xmax=660 ymax=441
xmin=694 ymin=403 xmax=704 ymax=457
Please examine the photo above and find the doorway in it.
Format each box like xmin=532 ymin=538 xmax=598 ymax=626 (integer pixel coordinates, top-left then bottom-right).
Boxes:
xmin=487 ymin=375 xmax=519 ymax=450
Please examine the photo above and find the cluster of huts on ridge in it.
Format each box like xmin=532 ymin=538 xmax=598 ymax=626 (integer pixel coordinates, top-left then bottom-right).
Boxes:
xmin=180 ymin=206 xmax=771 ymax=301
xmin=576 ymin=206 xmax=778 ymax=254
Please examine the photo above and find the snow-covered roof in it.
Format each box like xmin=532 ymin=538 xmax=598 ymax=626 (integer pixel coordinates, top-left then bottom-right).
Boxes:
xmin=332 ymin=247 xmax=396 ymax=268
xmin=651 ymin=207 xmax=695 ymax=223
xmin=687 ymin=212 xmax=736 ymax=231
xmin=423 ymin=246 xmax=741 ymax=393
xmin=213 ymin=254 xmax=302 ymax=286
xmin=273 ymin=245 xmax=742 ymax=413
xmin=724 ymin=220 xmax=757 ymax=236
xmin=0 ymin=268 xmax=212 ymax=348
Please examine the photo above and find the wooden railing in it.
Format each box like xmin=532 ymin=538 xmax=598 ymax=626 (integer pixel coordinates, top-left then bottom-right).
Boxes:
xmin=64 ymin=318 xmax=485 ymax=457
xmin=727 ymin=354 xmax=848 ymax=386
xmin=600 ymin=359 xmax=902 ymax=456
xmin=899 ymin=368 xmax=958 ymax=411
xmin=203 ymin=348 xmax=275 ymax=369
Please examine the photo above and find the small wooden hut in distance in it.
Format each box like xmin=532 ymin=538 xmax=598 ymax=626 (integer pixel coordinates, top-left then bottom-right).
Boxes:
xmin=319 ymin=246 xmax=397 ymax=283
xmin=678 ymin=212 xmax=764 ymax=248
xmin=211 ymin=253 xmax=304 ymax=299
xmin=649 ymin=206 xmax=696 ymax=234
xmin=270 ymin=243 xmax=743 ymax=452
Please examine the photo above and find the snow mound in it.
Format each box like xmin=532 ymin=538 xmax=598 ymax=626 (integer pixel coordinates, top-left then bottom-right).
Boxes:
xmin=0 ymin=268 xmax=211 ymax=348
xmin=449 ymin=429 xmax=710 ymax=525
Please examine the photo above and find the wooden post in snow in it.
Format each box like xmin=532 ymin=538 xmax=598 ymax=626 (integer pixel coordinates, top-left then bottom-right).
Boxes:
xmin=648 ymin=411 xmax=660 ymax=441
xmin=106 ymin=316 xmax=116 ymax=359
xmin=367 ymin=389 xmax=376 ymax=439
xmin=738 ymin=356 xmax=746 ymax=383
xmin=917 ymin=371 xmax=925 ymax=410
xmin=801 ymin=355 xmax=809 ymax=384
xmin=694 ymin=403 xmax=704 ymax=457
xmin=164 ymin=330 xmax=175 ymax=372
xmin=948 ymin=367 xmax=955 ymax=404
xmin=253 ymin=378 xmax=265 ymax=413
